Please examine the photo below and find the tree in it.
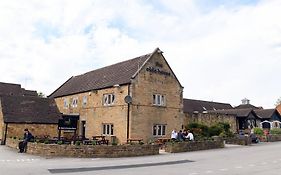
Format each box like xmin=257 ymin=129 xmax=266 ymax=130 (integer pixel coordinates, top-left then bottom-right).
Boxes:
xmin=275 ymin=97 xmax=281 ymax=107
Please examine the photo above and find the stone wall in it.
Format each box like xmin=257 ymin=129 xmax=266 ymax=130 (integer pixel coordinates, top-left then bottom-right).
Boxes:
xmin=5 ymin=138 xmax=159 ymax=158
xmin=184 ymin=113 xmax=237 ymax=133
xmin=0 ymin=100 xmax=4 ymax=142
xmin=266 ymin=134 xmax=281 ymax=142
xmin=164 ymin=138 xmax=224 ymax=153
xmin=225 ymin=136 xmax=252 ymax=146
xmin=6 ymin=123 xmax=58 ymax=139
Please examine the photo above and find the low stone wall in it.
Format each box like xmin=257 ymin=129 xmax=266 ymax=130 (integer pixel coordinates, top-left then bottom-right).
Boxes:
xmin=225 ymin=136 xmax=251 ymax=146
xmin=5 ymin=138 xmax=159 ymax=158
xmin=164 ymin=138 xmax=224 ymax=153
xmin=266 ymin=134 xmax=281 ymax=142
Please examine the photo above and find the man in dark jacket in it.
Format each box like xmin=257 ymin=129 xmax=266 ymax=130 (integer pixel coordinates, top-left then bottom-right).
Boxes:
xmin=19 ymin=128 xmax=33 ymax=153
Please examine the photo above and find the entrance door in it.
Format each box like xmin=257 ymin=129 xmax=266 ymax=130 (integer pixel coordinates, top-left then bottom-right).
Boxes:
xmin=81 ymin=121 xmax=86 ymax=139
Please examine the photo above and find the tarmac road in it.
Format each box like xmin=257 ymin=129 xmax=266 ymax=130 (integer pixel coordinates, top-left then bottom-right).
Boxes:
xmin=1 ymin=142 xmax=281 ymax=175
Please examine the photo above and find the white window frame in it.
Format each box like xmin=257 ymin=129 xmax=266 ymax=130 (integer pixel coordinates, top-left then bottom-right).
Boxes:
xmin=153 ymin=124 xmax=166 ymax=136
xmin=102 ymin=123 xmax=114 ymax=135
xmin=103 ymin=94 xmax=115 ymax=106
xmin=153 ymin=94 xmax=166 ymax=106
xmin=71 ymin=97 xmax=78 ymax=108
xmin=63 ymin=98 xmax=69 ymax=108
xmin=82 ymin=96 xmax=87 ymax=107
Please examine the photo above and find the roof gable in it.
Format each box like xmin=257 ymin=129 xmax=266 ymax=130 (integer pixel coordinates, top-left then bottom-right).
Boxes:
xmin=254 ymin=109 xmax=277 ymax=119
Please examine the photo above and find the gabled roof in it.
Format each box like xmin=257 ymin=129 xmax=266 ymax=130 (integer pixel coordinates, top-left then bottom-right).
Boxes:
xmin=208 ymin=108 xmax=255 ymax=118
xmin=0 ymin=95 xmax=61 ymax=124
xmin=254 ymin=109 xmax=276 ymax=119
xmin=234 ymin=104 xmax=260 ymax=109
xmin=49 ymin=53 xmax=152 ymax=98
xmin=0 ymin=82 xmax=37 ymax=97
xmin=49 ymin=48 xmax=182 ymax=98
xmin=183 ymin=98 xmax=233 ymax=114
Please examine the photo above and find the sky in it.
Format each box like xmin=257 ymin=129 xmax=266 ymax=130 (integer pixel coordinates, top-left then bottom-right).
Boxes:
xmin=0 ymin=0 xmax=280 ymax=108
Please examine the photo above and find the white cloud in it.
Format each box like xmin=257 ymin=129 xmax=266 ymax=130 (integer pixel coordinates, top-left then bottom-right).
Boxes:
xmin=0 ymin=0 xmax=280 ymax=108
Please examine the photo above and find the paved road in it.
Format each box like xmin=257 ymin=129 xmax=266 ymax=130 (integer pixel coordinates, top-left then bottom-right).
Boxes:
xmin=1 ymin=142 xmax=281 ymax=175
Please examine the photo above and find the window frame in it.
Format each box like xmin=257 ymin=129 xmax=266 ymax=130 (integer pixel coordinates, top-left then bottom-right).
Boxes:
xmin=152 ymin=124 xmax=167 ymax=137
xmin=82 ymin=96 xmax=87 ymax=107
xmin=102 ymin=123 xmax=114 ymax=136
xmin=63 ymin=98 xmax=69 ymax=108
xmin=71 ymin=97 xmax=78 ymax=108
xmin=153 ymin=94 xmax=166 ymax=106
xmin=103 ymin=93 xmax=115 ymax=106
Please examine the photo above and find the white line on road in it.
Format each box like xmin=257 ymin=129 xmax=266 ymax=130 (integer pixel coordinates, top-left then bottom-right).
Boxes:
xmin=235 ymin=166 xmax=243 ymax=169
xmin=219 ymin=168 xmax=228 ymax=171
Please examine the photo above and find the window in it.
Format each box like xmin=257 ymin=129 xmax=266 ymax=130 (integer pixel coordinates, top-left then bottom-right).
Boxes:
xmin=153 ymin=124 xmax=166 ymax=136
xmin=82 ymin=96 xmax=87 ymax=107
xmin=71 ymin=97 xmax=78 ymax=108
xmin=103 ymin=94 xmax=115 ymax=106
xmin=63 ymin=98 xmax=69 ymax=108
xmin=153 ymin=94 xmax=166 ymax=106
xmin=102 ymin=124 xmax=114 ymax=135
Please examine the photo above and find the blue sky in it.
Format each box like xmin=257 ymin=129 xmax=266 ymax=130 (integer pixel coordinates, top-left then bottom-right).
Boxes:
xmin=0 ymin=0 xmax=280 ymax=108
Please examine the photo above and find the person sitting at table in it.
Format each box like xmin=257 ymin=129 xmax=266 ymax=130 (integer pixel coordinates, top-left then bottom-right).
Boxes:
xmin=171 ymin=129 xmax=178 ymax=141
xmin=185 ymin=129 xmax=194 ymax=141
xmin=177 ymin=130 xmax=184 ymax=141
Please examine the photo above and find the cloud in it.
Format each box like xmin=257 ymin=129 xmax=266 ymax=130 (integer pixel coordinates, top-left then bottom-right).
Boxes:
xmin=0 ymin=0 xmax=280 ymax=108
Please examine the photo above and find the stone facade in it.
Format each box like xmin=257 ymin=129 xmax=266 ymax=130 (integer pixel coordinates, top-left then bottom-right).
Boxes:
xmin=5 ymin=123 xmax=58 ymax=139
xmin=5 ymin=138 xmax=159 ymax=158
xmin=54 ymin=52 xmax=184 ymax=143
xmin=184 ymin=113 xmax=237 ymax=132
xmin=277 ymin=104 xmax=281 ymax=115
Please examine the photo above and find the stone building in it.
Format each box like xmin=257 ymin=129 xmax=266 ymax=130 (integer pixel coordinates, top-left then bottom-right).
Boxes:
xmin=0 ymin=82 xmax=61 ymax=144
xmin=183 ymin=98 xmax=237 ymax=132
xmin=49 ymin=48 xmax=184 ymax=143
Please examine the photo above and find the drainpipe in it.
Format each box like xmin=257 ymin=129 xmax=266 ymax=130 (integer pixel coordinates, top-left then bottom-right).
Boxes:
xmin=126 ymin=84 xmax=131 ymax=142
xmin=3 ymin=123 xmax=8 ymax=145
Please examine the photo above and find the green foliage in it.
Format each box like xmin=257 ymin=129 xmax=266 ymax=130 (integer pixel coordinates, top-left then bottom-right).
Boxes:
xmin=186 ymin=122 xmax=234 ymax=138
xmin=270 ymin=128 xmax=281 ymax=135
xmin=253 ymin=127 xmax=264 ymax=136
xmin=75 ymin=141 xmax=81 ymax=146
xmin=92 ymin=140 xmax=97 ymax=145
xmin=44 ymin=140 xmax=49 ymax=144
xmin=57 ymin=141 xmax=63 ymax=145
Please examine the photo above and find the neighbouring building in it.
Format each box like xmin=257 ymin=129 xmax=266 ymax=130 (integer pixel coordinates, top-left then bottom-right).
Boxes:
xmin=183 ymin=98 xmax=237 ymax=132
xmin=49 ymin=48 xmax=184 ymax=143
xmin=0 ymin=82 xmax=61 ymax=144
xmin=277 ymin=104 xmax=281 ymax=116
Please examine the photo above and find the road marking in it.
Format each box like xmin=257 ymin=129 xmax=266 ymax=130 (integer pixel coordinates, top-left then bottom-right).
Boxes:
xmin=219 ymin=168 xmax=228 ymax=171
xmin=205 ymin=170 xmax=213 ymax=174
xmin=235 ymin=166 xmax=243 ymax=169
xmin=0 ymin=159 xmax=39 ymax=163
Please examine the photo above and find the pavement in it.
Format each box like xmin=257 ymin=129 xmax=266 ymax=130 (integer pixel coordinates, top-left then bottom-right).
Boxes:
xmin=1 ymin=142 xmax=281 ymax=175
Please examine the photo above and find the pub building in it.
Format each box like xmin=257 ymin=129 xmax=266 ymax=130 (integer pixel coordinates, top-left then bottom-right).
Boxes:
xmin=49 ymin=48 xmax=184 ymax=143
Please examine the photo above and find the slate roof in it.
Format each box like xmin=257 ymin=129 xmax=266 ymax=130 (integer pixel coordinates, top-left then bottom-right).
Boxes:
xmin=49 ymin=53 xmax=153 ymax=98
xmin=208 ymin=108 xmax=254 ymax=118
xmin=0 ymin=82 xmax=37 ymax=97
xmin=234 ymin=104 xmax=260 ymax=109
xmin=0 ymin=95 xmax=61 ymax=124
xmin=183 ymin=98 xmax=233 ymax=114
xmin=254 ymin=109 xmax=276 ymax=119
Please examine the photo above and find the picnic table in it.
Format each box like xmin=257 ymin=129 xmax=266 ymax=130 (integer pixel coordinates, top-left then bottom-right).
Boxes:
xmin=92 ymin=136 xmax=109 ymax=145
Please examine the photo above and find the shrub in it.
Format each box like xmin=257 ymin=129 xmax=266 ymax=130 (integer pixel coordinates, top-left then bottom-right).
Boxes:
xmin=44 ymin=140 xmax=49 ymax=144
xmin=92 ymin=140 xmax=97 ymax=145
xmin=270 ymin=128 xmax=281 ymax=135
xmin=253 ymin=127 xmax=263 ymax=136
xmin=208 ymin=125 xmax=223 ymax=137
xmin=75 ymin=141 xmax=81 ymax=146
xmin=57 ymin=141 xmax=63 ymax=145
